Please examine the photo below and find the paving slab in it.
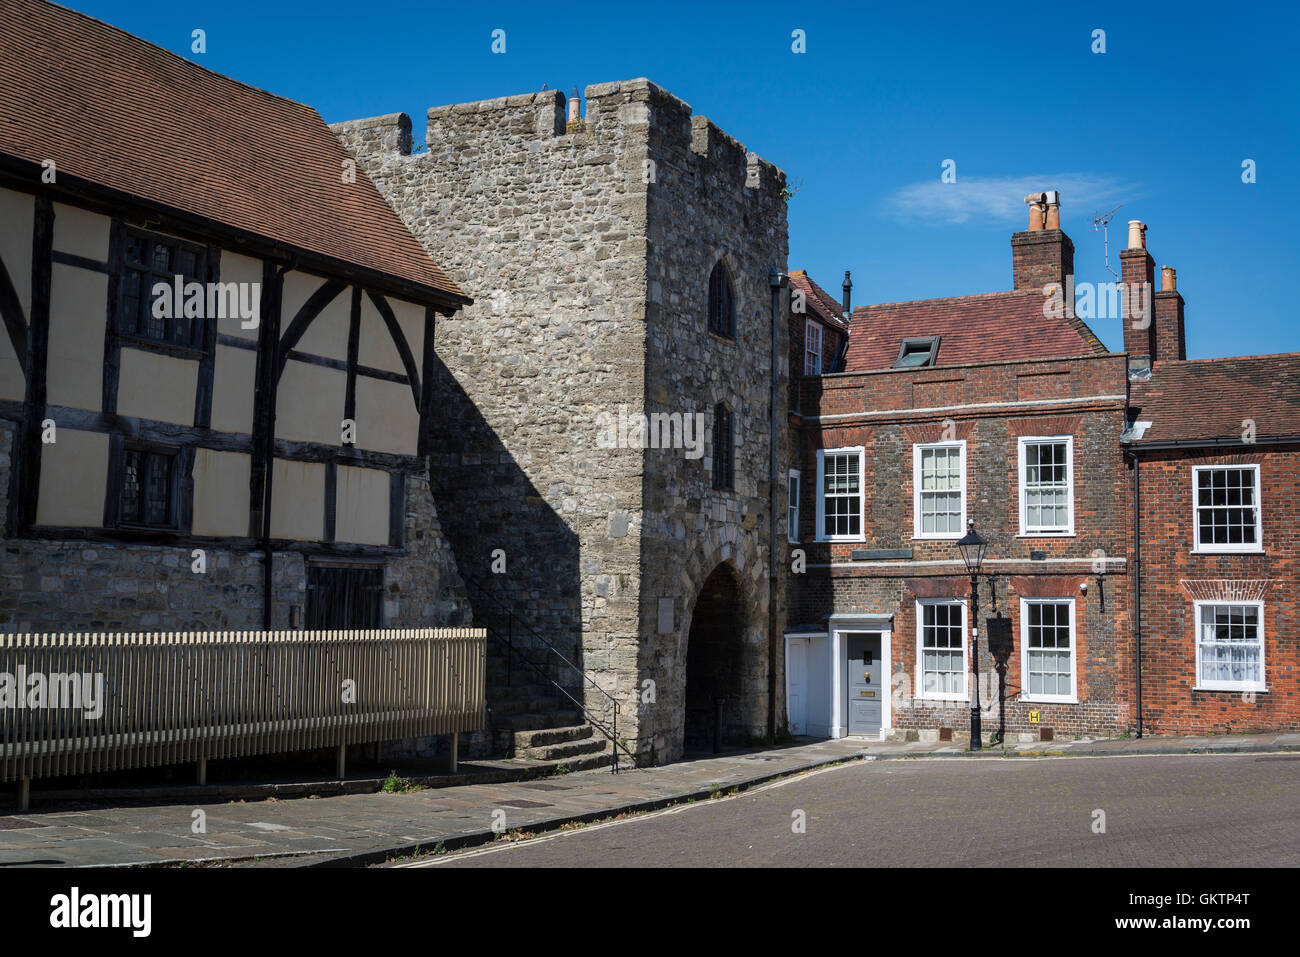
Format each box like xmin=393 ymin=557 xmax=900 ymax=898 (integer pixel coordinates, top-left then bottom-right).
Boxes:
xmin=0 ymin=732 xmax=1292 ymax=868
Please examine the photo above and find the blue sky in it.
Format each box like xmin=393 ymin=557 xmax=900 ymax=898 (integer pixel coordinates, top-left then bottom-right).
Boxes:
xmin=75 ymin=0 xmax=1300 ymax=358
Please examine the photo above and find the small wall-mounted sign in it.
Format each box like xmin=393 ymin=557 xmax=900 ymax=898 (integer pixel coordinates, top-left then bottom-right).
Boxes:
xmin=1028 ymin=710 xmax=1041 ymax=724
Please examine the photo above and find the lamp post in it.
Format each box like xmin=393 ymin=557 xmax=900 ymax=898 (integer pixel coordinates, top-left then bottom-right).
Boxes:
xmin=955 ymin=518 xmax=987 ymax=751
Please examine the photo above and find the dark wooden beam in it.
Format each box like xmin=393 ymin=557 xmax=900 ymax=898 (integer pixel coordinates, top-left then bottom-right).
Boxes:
xmin=417 ymin=305 xmax=436 ymax=458
xmin=0 ymin=250 xmax=28 ymax=374
xmin=7 ymin=194 xmax=53 ymax=536
xmin=0 ymin=400 xmax=427 ymax=473
xmin=344 ymin=286 xmax=360 ymax=426
xmin=193 ymin=244 xmax=220 ymax=428
xmin=51 ymin=250 xmax=109 ymax=273
xmin=20 ymin=524 xmax=403 ymax=557
xmin=388 ymin=469 xmax=405 ymax=547
xmin=323 ymin=459 xmax=337 ymax=542
xmin=100 ymin=219 xmax=125 ymax=414
xmin=275 ymin=277 xmax=347 ymax=382
xmin=366 ymin=289 xmax=422 ymax=409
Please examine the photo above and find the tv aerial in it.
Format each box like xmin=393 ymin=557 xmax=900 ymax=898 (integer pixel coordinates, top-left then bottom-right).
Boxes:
xmin=1091 ymin=205 xmax=1123 ymax=280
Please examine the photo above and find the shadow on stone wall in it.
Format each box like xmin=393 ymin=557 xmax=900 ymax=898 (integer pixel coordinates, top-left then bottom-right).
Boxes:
xmin=423 ymin=354 xmax=583 ymax=752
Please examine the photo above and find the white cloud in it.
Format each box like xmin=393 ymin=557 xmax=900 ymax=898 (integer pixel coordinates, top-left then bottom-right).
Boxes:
xmin=884 ymin=174 xmax=1138 ymax=225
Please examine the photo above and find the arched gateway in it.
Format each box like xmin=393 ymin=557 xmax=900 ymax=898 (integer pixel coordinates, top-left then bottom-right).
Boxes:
xmin=683 ymin=562 xmax=752 ymax=752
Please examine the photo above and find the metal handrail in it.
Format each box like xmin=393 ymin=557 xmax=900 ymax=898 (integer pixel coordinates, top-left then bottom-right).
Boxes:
xmin=463 ymin=576 xmax=636 ymax=772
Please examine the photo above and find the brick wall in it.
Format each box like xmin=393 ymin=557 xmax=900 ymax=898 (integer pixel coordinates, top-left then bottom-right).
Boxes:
xmin=1131 ymin=444 xmax=1300 ymax=733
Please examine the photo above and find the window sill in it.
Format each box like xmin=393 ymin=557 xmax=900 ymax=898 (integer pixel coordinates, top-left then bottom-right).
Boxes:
xmin=1192 ymin=685 xmax=1268 ymax=694
xmin=1016 ymin=532 xmax=1076 ymax=539
xmin=912 ymin=535 xmax=962 ymax=542
xmin=1190 ymin=548 xmax=1266 ymax=556
xmin=815 ymin=537 xmax=866 ymax=544
xmin=915 ymin=694 xmax=969 ymax=704
xmin=706 ymin=330 xmax=737 ymax=346
xmin=1020 ymin=696 xmax=1079 ymax=705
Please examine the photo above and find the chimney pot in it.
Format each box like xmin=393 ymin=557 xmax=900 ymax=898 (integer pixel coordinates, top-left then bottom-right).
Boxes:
xmin=1127 ymin=220 xmax=1147 ymax=250
xmin=567 ymin=95 xmax=580 ymax=123
xmin=1044 ymin=201 xmax=1061 ymax=231
xmin=1024 ymin=192 xmax=1047 ymax=231
xmin=1161 ymin=265 xmax=1177 ymax=292
xmin=842 ymin=270 xmax=852 ymax=318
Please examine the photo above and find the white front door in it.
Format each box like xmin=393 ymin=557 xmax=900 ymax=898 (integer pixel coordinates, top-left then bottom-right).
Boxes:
xmin=786 ymin=638 xmax=808 ymax=735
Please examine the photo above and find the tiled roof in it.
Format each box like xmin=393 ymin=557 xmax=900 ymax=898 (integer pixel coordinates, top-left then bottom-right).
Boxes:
xmin=845 ymin=289 xmax=1106 ymax=371
xmin=1128 ymin=355 xmax=1300 ymax=444
xmin=789 ymin=270 xmax=849 ymax=331
xmin=0 ymin=0 xmax=467 ymax=304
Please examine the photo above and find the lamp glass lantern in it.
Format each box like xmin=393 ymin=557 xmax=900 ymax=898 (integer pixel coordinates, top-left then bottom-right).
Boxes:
xmin=956 ymin=520 xmax=987 ymax=575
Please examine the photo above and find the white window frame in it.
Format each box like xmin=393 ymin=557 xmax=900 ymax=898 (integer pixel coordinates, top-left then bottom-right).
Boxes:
xmin=915 ymin=598 xmax=968 ymax=702
xmin=1191 ymin=465 xmax=1263 ymax=554
xmin=1019 ymin=597 xmax=1078 ymax=704
xmin=787 ymin=468 xmax=801 ymax=543
xmin=804 ymin=319 xmax=823 ymax=375
xmin=1018 ymin=435 xmax=1074 ymax=536
xmin=1193 ymin=600 xmax=1267 ymax=692
xmin=815 ymin=447 xmax=866 ymax=543
xmin=912 ymin=440 xmax=966 ymax=540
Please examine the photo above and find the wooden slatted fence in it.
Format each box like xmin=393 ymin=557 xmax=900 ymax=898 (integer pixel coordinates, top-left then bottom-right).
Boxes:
xmin=0 ymin=628 xmax=485 ymax=802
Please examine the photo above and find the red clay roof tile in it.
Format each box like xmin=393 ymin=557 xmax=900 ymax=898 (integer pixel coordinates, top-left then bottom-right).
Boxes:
xmin=846 ymin=289 xmax=1106 ymax=371
xmin=1129 ymin=355 xmax=1300 ymax=444
xmin=0 ymin=0 xmax=467 ymax=304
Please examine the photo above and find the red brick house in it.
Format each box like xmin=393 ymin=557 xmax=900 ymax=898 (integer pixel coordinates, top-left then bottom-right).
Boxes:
xmin=785 ymin=193 xmax=1134 ymax=743
xmin=1121 ymin=233 xmax=1300 ymax=733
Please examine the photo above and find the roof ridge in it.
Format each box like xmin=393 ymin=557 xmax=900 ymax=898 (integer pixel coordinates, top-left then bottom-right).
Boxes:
xmin=853 ymin=288 xmax=1037 ymax=313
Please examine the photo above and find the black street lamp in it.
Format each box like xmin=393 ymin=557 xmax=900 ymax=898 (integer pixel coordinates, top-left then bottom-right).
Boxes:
xmin=955 ymin=518 xmax=987 ymax=751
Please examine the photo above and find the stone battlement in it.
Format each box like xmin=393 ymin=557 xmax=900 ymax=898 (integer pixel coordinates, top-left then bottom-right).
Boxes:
xmin=333 ymin=78 xmax=785 ymax=200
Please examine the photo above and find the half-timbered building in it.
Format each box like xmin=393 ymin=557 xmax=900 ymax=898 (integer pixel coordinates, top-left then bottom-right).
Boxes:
xmin=0 ymin=0 xmax=473 ymax=641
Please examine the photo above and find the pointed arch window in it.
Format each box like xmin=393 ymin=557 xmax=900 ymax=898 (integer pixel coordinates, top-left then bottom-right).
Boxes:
xmin=712 ymin=403 xmax=734 ymax=490
xmin=708 ymin=261 xmax=736 ymax=339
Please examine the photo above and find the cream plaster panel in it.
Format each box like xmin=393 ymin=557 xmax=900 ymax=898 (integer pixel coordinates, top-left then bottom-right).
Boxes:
xmin=0 ymin=332 xmax=22 ymax=400
xmin=52 ymin=202 xmax=111 ymax=261
xmin=192 ymin=448 xmax=251 ymax=537
xmin=388 ymin=296 xmax=425 ymax=372
xmin=335 ymin=465 xmax=391 ymax=546
xmin=276 ymin=359 xmax=346 ymax=445
xmin=35 ymin=428 xmax=108 ymax=527
xmin=355 ymin=376 xmax=419 ymax=455
xmin=358 ymin=295 xmax=406 ymax=374
xmin=211 ymin=344 xmax=257 ymax=434
xmin=289 ymin=274 xmax=350 ymax=361
xmin=269 ymin=458 xmax=324 ymax=541
xmin=0 ymin=187 xmax=33 ymax=319
xmin=117 ymin=348 xmax=197 ymax=425
xmin=45 ymin=264 xmax=106 ymax=411
xmin=215 ymin=251 xmax=264 ymax=341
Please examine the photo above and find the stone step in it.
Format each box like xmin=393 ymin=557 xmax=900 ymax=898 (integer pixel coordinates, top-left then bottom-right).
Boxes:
xmin=524 ymin=748 xmax=618 ymax=774
xmin=518 ymin=733 xmax=609 ymax=762
xmin=512 ymin=724 xmax=594 ymax=749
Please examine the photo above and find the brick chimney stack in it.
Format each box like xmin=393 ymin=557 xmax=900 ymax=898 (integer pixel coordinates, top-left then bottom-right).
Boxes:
xmin=1012 ymin=190 xmax=1073 ymax=291
xmin=1121 ymin=220 xmax=1155 ymax=365
xmin=1153 ymin=265 xmax=1187 ymax=362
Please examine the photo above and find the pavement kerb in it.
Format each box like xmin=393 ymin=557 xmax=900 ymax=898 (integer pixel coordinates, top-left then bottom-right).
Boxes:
xmin=292 ymin=739 xmax=1300 ymax=868
xmin=294 ymin=750 xmax=876 ymax=869
xmin=864 ymin=742 xmax=1300 ymax=760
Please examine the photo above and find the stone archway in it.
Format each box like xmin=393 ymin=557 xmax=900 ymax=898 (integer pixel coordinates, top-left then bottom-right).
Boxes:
xmin=683 ymin=562 xmax=748 ymax=752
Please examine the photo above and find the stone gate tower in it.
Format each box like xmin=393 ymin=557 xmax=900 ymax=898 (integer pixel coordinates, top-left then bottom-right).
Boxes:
xmin=335 ymin=78 xmax=790 ymax=763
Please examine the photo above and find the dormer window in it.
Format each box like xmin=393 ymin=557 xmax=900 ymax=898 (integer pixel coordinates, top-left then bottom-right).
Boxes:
xmin=894 ymin=336 xmax=940 ymax=368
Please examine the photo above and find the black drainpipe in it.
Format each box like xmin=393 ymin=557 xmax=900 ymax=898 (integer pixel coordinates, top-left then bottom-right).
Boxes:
xmin=768 ymin=268 xmax=788 ymax=741
xmin=1126 ymin=447 xmax=1142 ymax=738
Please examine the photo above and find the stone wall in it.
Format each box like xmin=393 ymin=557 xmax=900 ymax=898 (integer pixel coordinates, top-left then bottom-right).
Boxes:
xmin=335 ymin=78 xmax=790 ymax=762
